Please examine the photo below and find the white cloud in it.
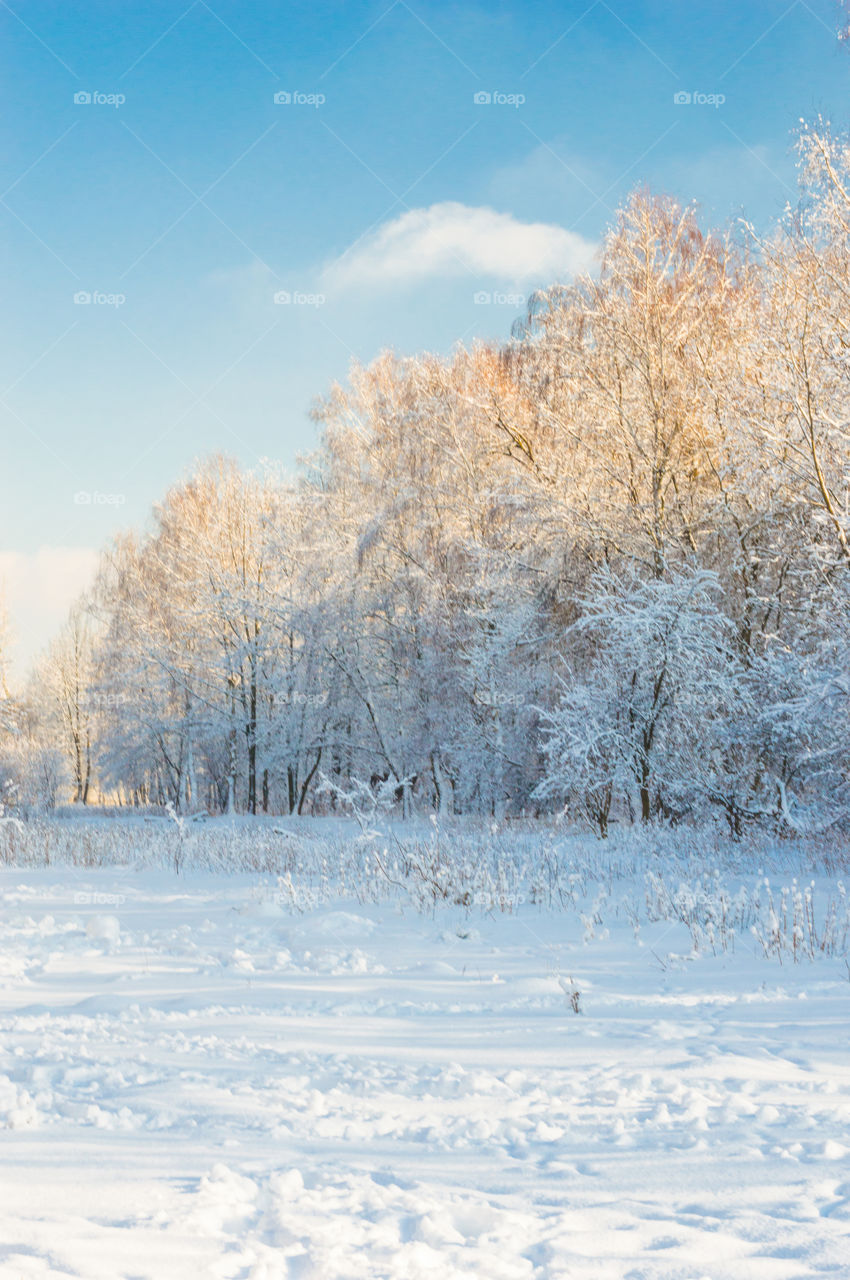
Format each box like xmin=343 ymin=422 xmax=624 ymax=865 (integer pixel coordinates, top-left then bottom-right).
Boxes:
xmin=0 ymin=547 xmax=99 ymax=685
xmin=324 ymin=202 xmax=597 ymax=289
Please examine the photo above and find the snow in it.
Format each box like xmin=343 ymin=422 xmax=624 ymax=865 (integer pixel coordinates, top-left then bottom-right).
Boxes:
xmin=84 ymin=913 xmax=121 ymax=944
xmin=1 ymin=857 xmax=849 ymax=1278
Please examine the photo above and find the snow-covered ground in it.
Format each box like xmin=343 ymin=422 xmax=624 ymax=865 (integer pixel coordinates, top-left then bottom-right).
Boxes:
xmin=1 ymin=838 xmax=849 ymax=1278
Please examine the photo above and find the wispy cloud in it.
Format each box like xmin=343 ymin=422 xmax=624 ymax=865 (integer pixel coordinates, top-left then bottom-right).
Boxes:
xmin=323 ymin=202 xmax=597 ymax=289
xmin=0 ymin=547 xmax=99 ymax=681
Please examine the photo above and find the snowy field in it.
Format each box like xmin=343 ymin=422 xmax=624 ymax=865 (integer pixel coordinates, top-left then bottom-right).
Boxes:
xmin=1 ymin=820 xmax=849 ymax=1278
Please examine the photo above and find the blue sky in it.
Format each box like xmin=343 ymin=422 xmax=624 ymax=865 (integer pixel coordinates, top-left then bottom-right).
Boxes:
xmin=1 ymin=0 xmax=848 ymax=676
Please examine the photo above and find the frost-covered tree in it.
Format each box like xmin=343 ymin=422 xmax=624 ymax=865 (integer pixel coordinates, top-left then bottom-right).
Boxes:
xmin=537 ymin=567 xmax=743 ymax=829
xmin=34 ymin=119 xmax=850 ymax=832
xmin=32 ymin=605 xmax=97 ymax=804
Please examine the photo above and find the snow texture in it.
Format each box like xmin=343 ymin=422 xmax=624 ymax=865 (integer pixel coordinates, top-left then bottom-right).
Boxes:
xmin=1 ymin=861 xmax=848 ymax=1278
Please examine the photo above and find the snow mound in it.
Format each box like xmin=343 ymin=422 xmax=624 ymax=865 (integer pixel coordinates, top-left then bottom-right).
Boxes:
xmin=291 ymin=911 xmax=377 ymax=940
xmin=85 ymin=914 xmax=121 ymax=944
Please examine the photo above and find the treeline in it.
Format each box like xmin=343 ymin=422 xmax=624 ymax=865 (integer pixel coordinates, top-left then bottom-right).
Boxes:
xmin=2 ymin=122 xmax=849 ymax=833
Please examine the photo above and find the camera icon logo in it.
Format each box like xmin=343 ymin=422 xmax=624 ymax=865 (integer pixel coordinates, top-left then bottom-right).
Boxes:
xmin=673 ymin=91 xmax=691 ymax=105
xmin=473 ymin=291 xmax=491 ymax=305
xmin=74 ymin=491 xmax=92 ymax=505
xmin=273 ymin=91 xmax=291 ymax=105
xmin=473 ymin=91 xmax=491 ymax=105
xmin=273 ymin=290 xmax=291 ymax=304
xmin=73 ymin=91 xmax=92 ymax=105
xmin=73 ymin=291 xmax=91 ymax=304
